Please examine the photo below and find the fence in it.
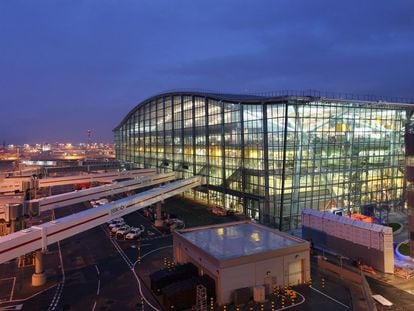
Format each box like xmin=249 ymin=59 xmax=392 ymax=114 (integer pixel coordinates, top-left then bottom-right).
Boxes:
xmin=317 ymin=256 xmax=377 ymax=311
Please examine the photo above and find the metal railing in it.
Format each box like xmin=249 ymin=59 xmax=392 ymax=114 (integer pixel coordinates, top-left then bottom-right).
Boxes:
xmin=156 ymin=88 xmax=414 ymax=104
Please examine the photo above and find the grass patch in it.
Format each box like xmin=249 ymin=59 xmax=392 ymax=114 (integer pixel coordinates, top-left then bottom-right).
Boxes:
xmin=386 ymin=222 xmax=401 ymax=232
xmin=398 ymin=242 xmax=410 ymax=256
xmin=163 ymin=196 xmax=243 ymax=228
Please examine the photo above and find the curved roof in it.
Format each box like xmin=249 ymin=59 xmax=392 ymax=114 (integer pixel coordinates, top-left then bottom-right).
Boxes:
xmin=114 ymin=90 xmax=310 ymax=131
xmin=114 ymin=89 xmax=414 ymax=131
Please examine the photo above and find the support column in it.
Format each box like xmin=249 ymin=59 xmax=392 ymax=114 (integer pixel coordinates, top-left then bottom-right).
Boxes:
xmin=10 ymin=219 xmax=15 ymax=234
xmin=278 ymin=103 xmax=289 ymax=231
xmin=154 ymin=202 xmax=163 ymax=228
xmin=32 ymin=251 xmax=47 ymax=286
xmin=405 ymin=111 xmax=414 ymax=257
xmin=291 ymin=105 xmax=304 ymax=229
xmin=262 ymin=102 xmax=270 ymax=225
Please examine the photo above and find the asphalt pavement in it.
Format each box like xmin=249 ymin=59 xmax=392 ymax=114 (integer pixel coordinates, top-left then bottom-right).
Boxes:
xmin=2 ymin=196 xmax=414 ymax=310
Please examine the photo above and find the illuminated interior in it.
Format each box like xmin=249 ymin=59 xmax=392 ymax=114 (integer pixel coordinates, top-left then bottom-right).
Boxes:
xmin=114 ymin=92 xmax=408 ymax=230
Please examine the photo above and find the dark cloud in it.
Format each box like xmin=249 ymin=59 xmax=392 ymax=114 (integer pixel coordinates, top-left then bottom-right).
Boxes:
xmin=0 ymin=0 xmax=413 ymax=144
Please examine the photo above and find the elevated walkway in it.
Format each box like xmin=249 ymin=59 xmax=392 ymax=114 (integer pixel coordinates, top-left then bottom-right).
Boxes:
xmin=25 ymin=172 xmax=176 ymax=214
xmin=0 ymin=176 xmax=202 ymax=264
xmin=37 ymin=169 xmax=155 ymax=188
xmin=0 ymin=169 xmax=156 ymax=193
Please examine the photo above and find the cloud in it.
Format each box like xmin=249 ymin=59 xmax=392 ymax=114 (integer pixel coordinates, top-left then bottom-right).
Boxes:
xmin=0 ymin=0 xmax=413 ymax=143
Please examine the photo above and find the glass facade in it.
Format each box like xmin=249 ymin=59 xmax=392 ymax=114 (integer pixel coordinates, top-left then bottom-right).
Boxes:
xmin=115 ymin=92 xmax=410 ymax=231
xmin=405 ymin=112 xmax=414 ymax=256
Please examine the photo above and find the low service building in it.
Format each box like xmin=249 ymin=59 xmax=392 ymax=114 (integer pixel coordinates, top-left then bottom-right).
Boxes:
xmin=173 ymin=221 xmax=310 ymax=305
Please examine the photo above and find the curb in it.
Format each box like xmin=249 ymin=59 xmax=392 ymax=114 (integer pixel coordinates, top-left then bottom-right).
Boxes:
xmin=392 ymin=222 xmax=404 ymax=236
xmin=395 ymin=240 xmax=413 ymax=261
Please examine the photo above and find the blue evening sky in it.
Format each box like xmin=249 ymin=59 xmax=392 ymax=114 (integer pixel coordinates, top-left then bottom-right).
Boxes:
xmin=0 ymin=0 xmax=413 ymax=144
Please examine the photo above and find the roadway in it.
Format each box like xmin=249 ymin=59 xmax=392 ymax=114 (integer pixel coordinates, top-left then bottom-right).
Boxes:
xmin=0 ymin=192 xmax=382 ymax=311
xmin=0 ymin=190 xmax=171 ymax=310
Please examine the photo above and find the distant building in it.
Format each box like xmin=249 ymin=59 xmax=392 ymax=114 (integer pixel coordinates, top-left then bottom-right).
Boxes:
xmin=114 ymin=91 xmax=412 ymax=230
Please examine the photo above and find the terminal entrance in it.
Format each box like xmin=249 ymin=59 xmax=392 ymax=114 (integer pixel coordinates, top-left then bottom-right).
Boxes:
xmin=246 ymin=199 xmax=261 ymax=222
xmin=225 ymin=194 xmax=243 ymax=214
xmin=288 ymin=260 xmax=303 ymax=285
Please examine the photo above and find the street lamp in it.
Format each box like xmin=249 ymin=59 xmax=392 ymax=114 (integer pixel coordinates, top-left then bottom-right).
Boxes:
xmin=137 ymin=239 xmax=141 ymax=265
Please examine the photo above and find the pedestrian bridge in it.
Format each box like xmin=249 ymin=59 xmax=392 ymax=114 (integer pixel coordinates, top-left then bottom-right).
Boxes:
xmin=0 ymin=176 xmax=202 ymax=264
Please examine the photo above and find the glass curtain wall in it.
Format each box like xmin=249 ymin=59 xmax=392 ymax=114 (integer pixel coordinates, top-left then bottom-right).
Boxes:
xmin=114 ymin=94 xmax=407 ymax=230
xmin=405 ymin=111 xmax=414 ymax=256
xmin=267 ymin=101 xmax=406 ymax=230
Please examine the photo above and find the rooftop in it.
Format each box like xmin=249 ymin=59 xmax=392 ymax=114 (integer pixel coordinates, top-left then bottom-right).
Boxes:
xmin=178 ymin=222 xmax=306 ymax=261
xmin=114 ymin=89 xmax=414 ymax=131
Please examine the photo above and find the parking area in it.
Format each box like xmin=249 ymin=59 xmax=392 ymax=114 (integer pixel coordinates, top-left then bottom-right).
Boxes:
xmin=108 ymin=196 xmax=354 ymax=310
xmin=367 ymin=276 xmax=414 ymax=311
xmin=100 ymin=195 xmax=243 ymax=242
xmin=295 ymin=278 xmax=352 ymax=311
xmin=161 ymin=196 xmax=243 ymax=228
xmin=0 ymin=192 xmax=359 ymax=310
xmin=0 ymin=277 xmax=15 ymax=303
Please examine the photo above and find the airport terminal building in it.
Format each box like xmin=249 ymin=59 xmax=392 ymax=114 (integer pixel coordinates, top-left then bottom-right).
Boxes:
xmin=114 ymin=91 xmax=413 ymax=231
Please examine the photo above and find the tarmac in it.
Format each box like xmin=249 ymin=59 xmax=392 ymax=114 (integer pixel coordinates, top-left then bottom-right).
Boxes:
xmin=2 ymin=199 xmax=414 ymax=310
xmin=293 ymin=208 xmax=414 ymax=310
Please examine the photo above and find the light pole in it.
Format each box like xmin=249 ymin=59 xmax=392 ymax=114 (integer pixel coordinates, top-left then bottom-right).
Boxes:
xmin=137 ymin=239 xmax=141 ymax=265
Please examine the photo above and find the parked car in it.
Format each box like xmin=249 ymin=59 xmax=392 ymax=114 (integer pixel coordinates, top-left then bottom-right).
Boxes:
xmin=167 ymin=218 xmax=185 ymax=230
xmin=111 ymin=222 xmax=127 ymax=233
xmin=91 ymin=198 xmax=110 ymax=208
xmin=116 ymin=225 xmax=132 ymax=236
xmin=107 ymin=217 xmax=124 ymax=225
xmin=108 ymin=219 xmax=125 ymax=228
xmin=125 ymin=225 xmax=145 ymax=240
xmin=210 ymin=206 xmax=227 ymax=216
xmin=96 ymin=198 xmax=109 ymax=205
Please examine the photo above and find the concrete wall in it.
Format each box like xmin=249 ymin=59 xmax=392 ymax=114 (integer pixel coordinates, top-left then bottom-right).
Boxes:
xmin=303 ymin=226 xmax=394 ymax=273
xmin=220 ymin=262 xmax=258 ymax=304
xmin=173 ymin=237 xmax=219 ymax=279
xmin=219 ymin=251 xmax=310 ymax=305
